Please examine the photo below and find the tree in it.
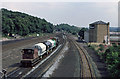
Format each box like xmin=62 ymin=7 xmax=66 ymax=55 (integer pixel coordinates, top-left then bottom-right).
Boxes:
xmin=55 ymin=23 xmax=80 ymax=34
xmin=78 ymin=28 xmax=88 ymax=39
xmin=2 ymin=8 xmax=54 ymax=37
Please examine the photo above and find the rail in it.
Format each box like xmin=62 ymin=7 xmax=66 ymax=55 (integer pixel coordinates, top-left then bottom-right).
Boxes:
xmin=72 ymin=40 xmax=96 ymax=78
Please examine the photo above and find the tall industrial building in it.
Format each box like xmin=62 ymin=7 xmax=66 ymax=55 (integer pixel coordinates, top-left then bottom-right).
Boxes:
xmin=89 ymin=21 xmax=110 ymax=44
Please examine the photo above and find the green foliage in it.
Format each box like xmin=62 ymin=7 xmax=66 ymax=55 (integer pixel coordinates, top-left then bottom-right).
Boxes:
xmin=90 ymin=44 xmax=120 ymax=77
xmin=88 ymin=45 xmax=96 ymax=50
xmin=102 ymin=46 xmax=120 ymax=77
xmin=2 ymin=8 xmax=54 ymax=36
xmin=98 ymin=44 xmax=104 ymax=51
xmin=55 ymin=24 xmax=80 ymax=35
xmin=112 ymin=43 xmax=117 ymax=47
xmin=78 ymin=28 xmax=88 ymax=39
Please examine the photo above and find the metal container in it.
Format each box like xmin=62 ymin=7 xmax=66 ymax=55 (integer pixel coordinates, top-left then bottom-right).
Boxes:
xmin=52 ymin=40 xmax=56 ymax=47
xmin=47 ymin=40 xmax=55 ymax=48
xmin=43 ymin=41 xmax=52 ymax=50
xmin=34 ymin=43 xmax=47 ymax=56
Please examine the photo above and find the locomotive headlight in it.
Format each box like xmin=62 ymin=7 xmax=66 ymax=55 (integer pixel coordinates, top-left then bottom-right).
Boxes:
xmin=28 ymin=50 xmax=31 ymax=52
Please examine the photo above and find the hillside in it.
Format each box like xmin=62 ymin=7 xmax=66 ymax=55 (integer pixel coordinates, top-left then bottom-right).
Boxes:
xmin=55 ymin=24 xmax=80 ymax=35
xmin=2 ymin=8 xmax=80 ymax=37
xmin=2 ymin=8 xmax=54 ymax=37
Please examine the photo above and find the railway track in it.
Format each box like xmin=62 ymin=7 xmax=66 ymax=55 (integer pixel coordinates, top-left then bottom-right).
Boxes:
xmin=72 ymin=40 xmax=96 ymax=78
xmin=3 ymin=34 xmax=66 ymax=78
xmin=2 ymin=34 xmax=97 ymax=78
xmin=21 ymin=35 xmax=67 ymax=78
xmin=22 ymin=44 xmax=63 ymax=78
xmin=5 ymin=44 xmax=63 ymax=78
xmin=2 ymin=33 xmax=58 ymax=71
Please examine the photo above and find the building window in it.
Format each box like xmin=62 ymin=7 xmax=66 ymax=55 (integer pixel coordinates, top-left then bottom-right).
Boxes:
xmin=90 ymin=26 xmax=95 ymax=29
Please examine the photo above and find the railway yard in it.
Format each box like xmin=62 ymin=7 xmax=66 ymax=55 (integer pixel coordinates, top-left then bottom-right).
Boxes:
xmin=1 ymin=33 xmax=109 ymax=78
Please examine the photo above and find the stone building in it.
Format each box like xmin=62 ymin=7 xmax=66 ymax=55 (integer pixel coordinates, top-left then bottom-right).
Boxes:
xmin=89 ymin=21 xmax=110 ymax=44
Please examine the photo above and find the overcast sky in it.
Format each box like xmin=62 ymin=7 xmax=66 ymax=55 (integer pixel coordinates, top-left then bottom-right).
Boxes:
xmin=2 ymin=2 xmax=118 ymax=27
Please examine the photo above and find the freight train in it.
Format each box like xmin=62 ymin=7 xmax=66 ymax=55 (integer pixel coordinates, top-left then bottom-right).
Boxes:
xmin=21 ymin=37 xmax=59 ymax=67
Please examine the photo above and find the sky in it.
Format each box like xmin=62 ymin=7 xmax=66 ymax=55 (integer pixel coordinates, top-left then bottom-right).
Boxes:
xmin=1 ymin=0 xmax=119 ymax=27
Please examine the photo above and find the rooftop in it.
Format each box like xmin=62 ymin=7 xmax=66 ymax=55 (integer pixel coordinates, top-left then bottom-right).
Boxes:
xmin=90 ymin=21 xmax=109 ymax=25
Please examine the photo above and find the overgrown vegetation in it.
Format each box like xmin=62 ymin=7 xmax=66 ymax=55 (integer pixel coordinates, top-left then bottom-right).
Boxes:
xmin=103 ymin=44 xmax=120 ymax=77
xmin=89 ymin=44 xmax=120 ymax=77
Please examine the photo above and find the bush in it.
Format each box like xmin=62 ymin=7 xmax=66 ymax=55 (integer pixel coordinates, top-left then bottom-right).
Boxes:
xmin=91 ymin=44 xmax=120 ymax=77
xmin=99 ymin=44 xmax=104 ymax=51
xmin=104 ymin=46 xmax=120 ymax=77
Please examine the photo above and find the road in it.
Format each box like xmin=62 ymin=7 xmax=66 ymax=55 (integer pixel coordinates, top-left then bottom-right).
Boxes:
xmin=1 ymin=33 xmax=109 ymax=78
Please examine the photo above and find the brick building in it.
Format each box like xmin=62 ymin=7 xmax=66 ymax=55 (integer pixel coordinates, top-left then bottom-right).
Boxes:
xmin=89 ymin=21 xmax=110 ymax=44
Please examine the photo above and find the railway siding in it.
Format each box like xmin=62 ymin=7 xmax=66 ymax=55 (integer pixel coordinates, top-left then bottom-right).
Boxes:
xmin=73 ymin=40 xmax=99 ymax=78
xmin=21 ymin=34 xmax=66 ymax=78
xmin=78 ymin=44 xmax=100 ymax=77
xmin=2 ymin=33 xmax=59 ymax=73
